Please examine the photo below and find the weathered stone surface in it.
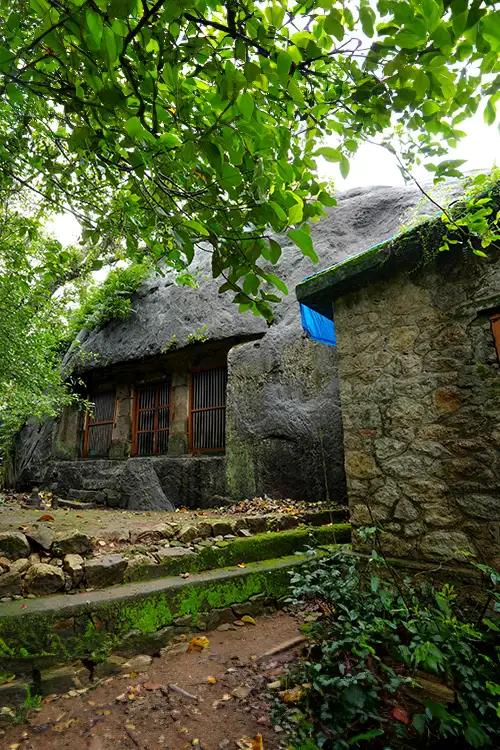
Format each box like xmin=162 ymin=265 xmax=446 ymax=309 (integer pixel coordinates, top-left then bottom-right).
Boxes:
xmin=393 ymin=499 xmax=419 ymax=522
xmin=0 ymin=679 xmax=32 ymax=708
xmin=211 ymin=520 xmax=234 ymax=537
xmin=52 ymin=530 xmax=92 ymax=557
xmin=330 ymin=228 xmax=500 ymax=566
xmin=0 ymin=532 xmax=30 ymax=561
xmin=155 ymin=546 xmax=195 ymax=562
xmin=120 ymin=459 xmax=175 ymax=511
xmin=455 ymin=494 xmax=500 ymax=521
xmin=121 ymin=654 xmax=153 ymax=672
xmin=25 ymin=524 xmax=55 ymax=552
xmin=63 ymin=554 xmax=84 ymax=585
xmin=93 ymin=655 xmax=126 ymax=678
xmin=178 ymin=525 xmax=200 ymax=544
xmin=0 ymin=569 xmax=22 ymax=598
xmin=25 ymin=563 xmax=65 ymax=595
xmin=84 ymin=554 xmax=128 ymax=587
xmin=39 ymin=664 xmax=90 ymax=695
xmin=420 ymin=531 xmax=476 ymax=562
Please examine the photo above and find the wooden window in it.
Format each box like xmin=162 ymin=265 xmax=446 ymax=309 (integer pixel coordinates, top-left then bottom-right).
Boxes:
xmin=491 ymin=312 xmax=500 ymax=361
xmin=190 ymin=367 xmax=227 ymax=453
xmin=83 ymin=390 xmax=115 ymax=458
xmin=132 ymin=380 xmax=171 ymax=456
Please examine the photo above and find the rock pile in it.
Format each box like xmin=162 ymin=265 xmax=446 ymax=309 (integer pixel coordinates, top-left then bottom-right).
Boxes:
xmin=0 ymin=507 xmax=345 ymax=600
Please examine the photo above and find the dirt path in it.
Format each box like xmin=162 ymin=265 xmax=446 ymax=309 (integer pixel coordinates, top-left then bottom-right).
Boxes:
xmin=1 ymin=612 xmax=301 ymax=750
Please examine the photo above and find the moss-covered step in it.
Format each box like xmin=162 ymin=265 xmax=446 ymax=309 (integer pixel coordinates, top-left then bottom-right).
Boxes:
xmin=0 ymin=547 xmax=340 ymax=680
xmin=125 ymin=523 xmax=351 ymax=583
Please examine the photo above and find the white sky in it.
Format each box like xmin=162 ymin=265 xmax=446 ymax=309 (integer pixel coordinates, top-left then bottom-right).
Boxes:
xmin=48 ymin=110 xmax=499 ymax=247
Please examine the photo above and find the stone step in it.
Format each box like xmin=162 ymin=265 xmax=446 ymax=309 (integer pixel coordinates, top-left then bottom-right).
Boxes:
xmin=123 ymin=523 xmax=351 ymax=585
xmin=0 ymin=545 xmax=342 ymax=706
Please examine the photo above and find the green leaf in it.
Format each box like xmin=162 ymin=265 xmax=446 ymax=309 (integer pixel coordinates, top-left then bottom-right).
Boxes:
xmin=183 ymin=219 xmax=209 ymax=236
xmin=324 ymin=11 xmax=344 ymax=40
xmin=263 ymin=272 xmax=288 ymax=296
xmin=287 ymin=194 xmax=304 ymax=224
xmin=86 ymin=10 xmax=103 ymax=46
xmin=263 ymin=238 xmax=282 ymax=264
xmin=276 ymin=50 xmax=292 ymax=81
xmin=125 ymin=116 xmax=151 ymax=142
xmin=288 ymin=227 xmax=318 ymax=262
xmin=237 ymin=91 xmax=254 ymax=121
xmin=340 ymin=156 xmax=350 ymax=178
xmin=422 ymin=101 xmax=440 ymax=116
xmin=103 ymin=28 xmax=117 ymax=65
xmin=315 ymin=146 xmax=342 ymax=162
xmin=482 ymin=11 xmax=500 ymax=52
xmin=359 ymin=3 xmax=375 ymax=38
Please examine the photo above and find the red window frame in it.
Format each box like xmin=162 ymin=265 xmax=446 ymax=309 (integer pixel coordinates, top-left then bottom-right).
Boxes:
xmin=491 ymin=312 xmax=500 ymax=362
xmin=82 ymin=390 xmax=116 ymax=458
xmin=189 ymin=367 xmax=227 ymax=454
xmin=132 ymin=380 xmax=171 ymax=456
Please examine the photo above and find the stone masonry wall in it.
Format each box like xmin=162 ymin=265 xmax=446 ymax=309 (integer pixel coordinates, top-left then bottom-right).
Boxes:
xmin=334 ymin=248 xmax=500 ymax=567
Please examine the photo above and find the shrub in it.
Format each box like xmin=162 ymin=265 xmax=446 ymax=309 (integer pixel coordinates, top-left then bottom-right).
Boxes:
xmin=279 ymin=549 xmax=499 ymax=749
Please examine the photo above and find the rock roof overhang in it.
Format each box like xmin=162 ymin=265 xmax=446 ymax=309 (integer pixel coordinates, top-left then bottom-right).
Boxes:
xmin=295 ymin=179 xmax=500 ymax=316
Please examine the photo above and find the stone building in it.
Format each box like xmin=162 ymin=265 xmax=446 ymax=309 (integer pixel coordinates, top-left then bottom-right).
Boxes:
xmin=12 ymin=184 xmax=468 ymax=511
xmin=296 ymin=186 xmax=500 ymax=567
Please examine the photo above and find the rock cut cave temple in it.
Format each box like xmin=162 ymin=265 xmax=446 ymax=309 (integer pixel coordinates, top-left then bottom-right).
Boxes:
xmin=14 ymin=182 xmax=498 ymax=541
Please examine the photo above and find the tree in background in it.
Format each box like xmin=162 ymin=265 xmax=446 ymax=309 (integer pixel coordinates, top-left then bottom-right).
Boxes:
xmin=0 ymin=196 xmax=80 ymax=459
xmin=0 ymin=0 xmax=498 ymax=320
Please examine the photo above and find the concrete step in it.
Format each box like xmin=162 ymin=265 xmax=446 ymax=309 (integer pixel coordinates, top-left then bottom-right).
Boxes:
xmin=0 ymin=545 xmax=342 ymax=707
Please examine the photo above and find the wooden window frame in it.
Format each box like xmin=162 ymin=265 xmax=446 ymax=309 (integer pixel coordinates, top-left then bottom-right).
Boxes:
xmin=82 ymin=390 xmax=116 ymax=458
xmin=491 ymin=311 xmax=500 ymax=362
xmin=131 ymin=379 xmax=171 ymax=457
xmin=189 ymin=366 xmax=227 ymax=454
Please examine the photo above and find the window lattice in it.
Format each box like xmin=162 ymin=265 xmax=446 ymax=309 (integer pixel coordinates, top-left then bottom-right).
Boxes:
xmin=133 ymin=381 xmax=171 ymax=456
xmin=83 ymin=391 xmax=115 ymax=458
xmin=190 ymin=367 xmax=227 ymax=452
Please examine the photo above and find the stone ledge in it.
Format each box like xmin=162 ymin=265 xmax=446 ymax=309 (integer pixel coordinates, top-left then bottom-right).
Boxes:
xmin=0 ymin=547 xmax=342 ymax=700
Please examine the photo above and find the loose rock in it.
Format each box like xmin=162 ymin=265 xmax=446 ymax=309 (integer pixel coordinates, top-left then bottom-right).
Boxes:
xmin=52 ymin=530 xmax=92 ymax=556
xmin=0 ymin=532 xmax=30 ymax=561
xmin=25 ymin=524 xmax=55 ymax=552
xmin=178 ymin=525 xmax=200 ymax=544
xmin=25 ymin=562 xmax=65 ymax=595
xmin=84 ymin=554 xmax=128 ymax=587
xmin=121 ymin=654 xmax=153 ymax=673
xmin=63 ymin=554 xmax=84 ymax=586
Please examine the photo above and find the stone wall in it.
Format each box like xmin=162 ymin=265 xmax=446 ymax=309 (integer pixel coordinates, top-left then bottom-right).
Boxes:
xmin=334 ymin=248 xmax=500 ymax=567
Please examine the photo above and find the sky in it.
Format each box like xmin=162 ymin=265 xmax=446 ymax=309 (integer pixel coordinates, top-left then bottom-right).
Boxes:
xmin=47 ymin=110 xmax=499 ymax=247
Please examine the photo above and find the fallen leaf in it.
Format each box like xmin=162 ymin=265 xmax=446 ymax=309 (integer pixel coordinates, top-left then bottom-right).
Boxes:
xmin=143 ymin=682 xmax=163 ymax=691
xmin=279 ymin=685 xmax=303 ymax=704
xmin=237 ymin=563 xmax=246 ymax=568
xmin=392 ymin=706 xmax=411 ymax=724
xmin=253 ymin=736 xmax=264 ymax=750
xmin=221 ymin=693 xmax=232 ymax=701
xmin=187 ymin=635 xmax=210 ymax=653
xmin=207 ymin=676 xmax=217 ymax=684
xmin=241 ymin=615 xmax=256 ymax=625
xmin=37 ymin=514 xmax=54 ymax=522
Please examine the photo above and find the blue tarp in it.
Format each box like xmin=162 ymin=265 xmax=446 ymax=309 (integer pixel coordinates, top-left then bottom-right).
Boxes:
xmin=300 ymin=303 xmax=336 ymax=346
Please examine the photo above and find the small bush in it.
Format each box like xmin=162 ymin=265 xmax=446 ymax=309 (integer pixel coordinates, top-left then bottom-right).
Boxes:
xmin=279 ymin=549 xmax=499 ymax=749
xmin=65 ymin=262 xmax=150 ymax=341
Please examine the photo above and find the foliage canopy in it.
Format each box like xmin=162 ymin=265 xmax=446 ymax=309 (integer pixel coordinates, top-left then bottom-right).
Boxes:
xmin=0 ymin=0 xmax=499 ymax=319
